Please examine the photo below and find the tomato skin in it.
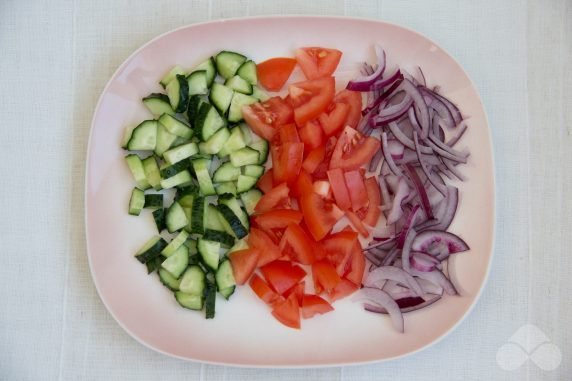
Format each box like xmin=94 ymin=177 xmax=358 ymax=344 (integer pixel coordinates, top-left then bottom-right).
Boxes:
xmin=242 ymin=97 xmax=294 ymax=141
xmin=299 ymin=120 xmax=324 ymax=151
xmin=363 ymin=177 xmax=382 ymax=226
xmin=289 ymin=77 xmax=335 ymax=126
xmin=254 ymin=209 xmax=303 ymax=230
xmin=344 ymin=170 xmax=369 ymax=211
xmin=329 ymin=126 xmax=381 ymax=171
xmin=255 ymin=182 xmax=290 ymax=213
xmin=272 ymin=142 xmax=304 ymax=185
xmin=271 ymin=292 xmax=301 ymax=329
xmin=322 ymin=230 xmax=358 ymax=275
xmin=257 ymin=169 xmax=274 ymax=194
xmin=280 ymin=223 xmax=315 ymax=265
xmin=300 ymin=192 xmax=340 ymax=241
xmin=327 ymin=278 xmax=359 ymax=302
xmin=345 ymin=210 xmax=370 ymax=238
xmin=302 ymin=146 xmax=326 ymax=174
xmin=319 ymin=102 xmax=350 ymax=137
xmin=346 ymin=241 xmax=366 ymax=286
xmin=248 ymin=227 xmax=282 ymax=267
xmin=250 ymin=273 xmax=281 ymax=304
xmin=312 ymin=259 xmax=342 ymax=292
xmin=333 ymin=90 xmax=363 ymax=129
xmin=326 ymin=168 xmax=352 ymax=211
xmin=228 ymin=248 xmax=260 ymax=285
xmin=260 ymin=260 xmax=307 ymax=295
xmin=301 ymin=294 xmax=334 ymax=319
xmin=283 ymin=281 xmax=305 ymax=305
xmin=295 ymin=47 xmax=342 ymax=80
xmin=292 ymin=169 xmax=314 ymax=198
xmin=278 ymin=123 xmax=300 ymax=144
xmin=256 ymin=57 xmax=297 ymax=91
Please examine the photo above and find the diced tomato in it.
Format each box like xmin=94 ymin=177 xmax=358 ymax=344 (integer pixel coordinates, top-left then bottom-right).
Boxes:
xmin=255 ymin=182 xmax=290 ymax=213
xmin=292 ymin=169 xmax=314 ymax=198
xmin=254 ymin=209 xmax=303 ymax=230
xmin=272 ymin=142 xmax=304 ymax=185
xmin=228 ymin=248 xmax=260 ymax=285
xmin=271 ymin=292 xmax=300 ymax=329
xmin=299 ymin=120 xmax=324 ymax=151
xmin=260 ymin=260 xmax=307 ymax=295
xmin=312 ymin=180 xmax=331 ymax=199
xmin=363 ymin=177 xmax=382 ymax=226
xmin=300 ymin=192 xmax=341 ymax=241
xmin=283 ymin=281 xmax=305 ymax=305
xmin=288 ymin=77 xmax=335 ymax=126
xmin=321 ymin=230 xmax=358 ymax=275
xmin=257 ymin=169 xmax=274 ymax=194
xmin=329 ymin=126 xmax=381 ymax=171
xmin=248 ymin=227 xmax=282 ymax=267
xmin=302 ymin=146 xmax=325 ymax=174
xmin=301 ymin=294 xmax=334 ymax=319
xmin=249 ymin=273 xmax=281 ymax=305
xmin=327 ymin=278 xmax=359 ymax=302
xmin=312 ymin=259 xmax=342 ymax=293
xmin=333 ymin=90 xmax=363 ymax=129
xmin=280 ymin=223 xmax=315 ymax=265
xmin=312 ymin=136 xmax=337 ymax=180
xmin=346 ymin=241 xmax=366 ymax=286
xmin=295 ymin=47 xmax=342 ymax=80
xmin=242 ymin=97 xmax=293 ymax=140
xmin=326 ymin=168 xmax=352 ymax=211
xmin=344 ymin=170 xmax=368 ymax=211
xmin=256 ymin=57 xmax=297 ymax=91
xmin=319 ymin=102 xmax=349 ymax=137
xmin=278 ymin=123 xmax=300 ymax=143
xmin=345 ymin=210 xmax=370 ymax=238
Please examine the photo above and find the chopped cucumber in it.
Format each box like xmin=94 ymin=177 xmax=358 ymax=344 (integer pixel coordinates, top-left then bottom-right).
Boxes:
xmin=192 ymin=158 xmax=216 ymax=196
xmin=194 ymin=57 xmax=216 ymax=87
xmin=240 ymin=189 xmax=262 ymax=215
xmin=216 ymin=260 xmax=236 ymax=292
xmin=128 ymin=188 xmax=145 ymax=216
xmin=142 ymin=93 xmax=175 ymax=117
xmin=142 ymin=156 xmax=162 ymax=190
xmin=217 ymin=204 xmax=248 ymax=239
xmin=166 ymin=201 xmax=188 ymax=233
xmin=205 ymin=279 xmax=216 ymax=319
xmin=127 ymin=120 xmax=157 ymax=151
xmin=161 ymin=230 xmax=189 ymax=257
xmin=198 ymin=238 xmax=220 ymax=271
xmin=125 ymin=154 xmax=150 ymax=190
xmin=135 ymin=236 xmax=167 ymax=264
xmin=203 ymin=229 xmax=235 ymax=247
xmin=161 ymin=244 xmax=189 ymax=278
xmin=219 ymin=195 xmax=249 ymax=230
xmin=251 ymin=86 xmax=270 ymax=101
xmin=213 ymin=162 xmax=241 ymax=183
xmin=236 ymin=175 xmax=258 ymax=193
xmin=216 ymin=182 xmax=237 ymax=196
xmin=166 ymin=74 xmax=189 ymax=113
xmin=239 ymin=123 xmax=253 ymax=145
xmin=215 ymin=51 xmax=246 ymax=79
xmin=163 ymin=142 xmax=198 ymax=165
xmin=225 ymin=75 xmax=253 ymax=95
xmin=152 ymin=208 xmax=166 ymax=232
xmin=228 ymin=93 xmax=257 ymax=123
xmin=217 ymin=126 xmax=247 ymax=157
xmin=175 ymin=291 xmax=203 ymax=310
xmin=158 ymin=113 xmax=193 ymax=139
xmin=159 ymin=268 xmax=181 ymax=291
xmin=230 ymin=146 xmax=259 ymax=167
xmin=179 ymin=265 xmax=205 ymax=295
xmin=154 ymin=123 xmax=178 ymax=157
xmin=198 ymin=127 xmax=230 ymax=155
xmin=187 ymin=70 xmax=209 ymax=96
xmin=237 ymin=60 xmax=257 ymax=85
xmin=204 ymin=204 xmax=226 ymax=231
xmin=144 ymin=194 xmax=163 ymax=209
xmin=228 ymin=238 xmax=249 ymax=254
xmin=160 ymin=170 xmax=192 ymax=189
xmin=219 ymin=286 xmax=235 ymax=300
xmin=243 ymin=165 xmax=265 ymax=178
xmin=160 ymin=158 xmax=191 ymax=179
xmin=195 ymin=102 xmax=225 ymax=141
xmin=190 ymin=196 xmax=205 ymax=234
xmin=209 ymin=83 xmax=234 ymax=115
xmin=160 ymin=65 xmax=186 ymax=88
xmin=249 ymin=140 xmax=269 ymax=164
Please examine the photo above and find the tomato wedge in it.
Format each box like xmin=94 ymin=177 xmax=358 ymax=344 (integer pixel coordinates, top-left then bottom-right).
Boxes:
xmin=260 ymin=260 xmax=307 ymax=295
xmin=292 ymin=169 xmax=314 ymax=198
xmin=319 ymin=102 xmax=349 ymax=137
xmin=333 ymin=90 xmax=363 ymax=129
xmin=278 ymin=123 xmax=300 ymax=143
xmin=242 ymin=97 xmax=293 ymax=140
xmin=300 ymin=192 xmax=341 ymax=241
xmin=271 ymin=292 xmax=300 ymax=329
xmin=346 ymin=241 xmax=366 ymax=286
xmin=302 ymin=146 xmax=326 ymax=174
xmin=248 ymin=227 xmax=281 ymax=267
xmin=322 ymin=230 xmax=358 ymax=275
xmin=250 ymin=273 xmax=281 ymax=305
xmin=326 ymin=168 xmax=352 ymax=211
xmin=257 ymin=169 xmax=274 ymax=194
xmin=344 ymin=170 xmax=368 ymax=211
xmin=295 ymin=47 xmax=342 ymax=80
xmin=256 ymin=57 xmax=297 ymax=91
xmin=280 ymin=223 xmax=315 ymax=265
xmin=228 ymin=248 xmax=260 ymax=285
xmin=298 ymin=120 xmax=324 ymax=151
xmin=363 ymin=177 xmax=382 ymax=226
xmin=283 ymin=281 xmax=305 ymax=305
xmin=301 ymin=294 xmax=334 ymax=319
xmin=329 ymin=126 xmax=381 ymax=171
xmin=327 ymin=278 xmax=359 ymax=302
xmin=254 ymin=209 xmax=303 ymax=230
xmin=255 ymin=182 xmax=290 ymax=213
xmin=312 ymin=259 xmax=342 ymax=292
xmin=345 ymin=210 xmax=370 ymax=238
xmin=288 ymin=77 xmax=335 ymax=126
xmin=272 ymin=142 xmax=304 ymax=184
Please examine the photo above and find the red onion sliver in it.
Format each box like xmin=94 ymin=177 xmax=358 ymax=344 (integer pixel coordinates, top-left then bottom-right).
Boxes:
xmin=381 ymin=132 xmax=403 ymax=177
xmin=355 ymin=288 xmax=404 ymax=332
xmin=413 ymin=131 xmax=447 ymax=196
xmin=364 ymin=265 xmax=424 ymax=296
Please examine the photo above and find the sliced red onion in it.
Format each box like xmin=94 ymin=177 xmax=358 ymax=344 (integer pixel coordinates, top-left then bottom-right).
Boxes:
xmin=356 ymin=288 xmax=404 ymax=332
xmin=382 ymin=247 xmax=399 ymax=266
xmin=431 ymin=186 xmax=459 ymax=231
xmin=414 ymin=218 xmax=440 ymax=231
xmin=395 ymin=149 xmax=442 ymax=166
xmin=447 ymin=121 xmax=468 ymax=147
xmin=378 ymin=174 xmax=392 ymax=211
xmin=364 ymin=265 xmax=424 ymax=296
xmin=431 ymin=90 xmax=462 ymax=126
xmin=428 ymin=134 xmax=468 ymax=162
xmin=400 ymin=79 xmax=430 ymax=138
xmin=410 ymin=268 xmax=457 ymax=296
xmin=388 ymin=122 xmax=433 ymax=154
xmin=369 ymin=69 xmax=403 ymax=90
xmin=417 ymin=66 xmax=427 ymax=87
xmin=421 ymin=88 xmax=455 ymax=129
xmin=381 ymin=132 xmax=404 ymax=177
xmin=412 ymin=230 xmax=469 ymax=254
xmin=404 ymin=164 xmax=434 ymax=220
xmin=410 ymin=251 xmax=440 ymax=272
xmin=407 ymin=107 xmax=423 ymax=136
xmin=386 ymin=178 xmax=409 ymax=224
xmin=396 ymin=204 xmax=422 ymax=248
xmin=413 ymin=131 xmax=447 ymax=196
xmin=364 ymin=251 xmax=382 ymax=267
xmin=362 ymin=78 xmax=403 ymax=116
xmin=388 ymin=139 xmax=405 ymax=160
xmin=443 ymin=158 xmax=466 ymax=181
xmin=401 ymin=227 xmax=417 ymax=274
xmin=374 ymin=97 xmax=412 ymax=126
xmin=346 ymin=45 xmax=386 ymax=91
xmin=365 ymin=294 xmax=442 ymax=314
xmin=368 ymin=147 xmax=383 ymax=173
xmin=416 ymin=277 xmax=444 ymax=295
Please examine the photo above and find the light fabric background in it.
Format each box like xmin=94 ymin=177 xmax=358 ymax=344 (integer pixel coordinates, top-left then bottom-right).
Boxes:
xmin=1 ymin=0 xmax=570 ymax=380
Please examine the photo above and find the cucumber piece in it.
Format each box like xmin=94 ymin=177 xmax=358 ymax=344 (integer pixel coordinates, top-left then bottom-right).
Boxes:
xmin=228 ymin=238 xmax=248 ymax=254
xmin=205 ymin=280 xmax=216 ymax=319
xmin=198 ymin=127 xmax=230 ymax=155
xmin=195 ymin=102 xmax=225 ymax=141
xmin=203 ymin=229 xmax=235 ymax=247
xmin=146 ymin=256 xmax=163 ymax=274
xmin=161 ymin=230 xmax=189 ymax=257
xmin=178 ymin=193 xmax=194 ymax=210
xmin=144 ymin=194 xmax=163 ymax=209
xmin=217 ymin=126 xmax=247 ymax=157
xmin=251 ymin=86 xmax=270 ymax=101
xmin=209 ymin=83 xmax=234 ymax=115
xmin=230 ymin=146 xmax=259 ymax=167
xmin=194 ymin=57 xmax=216 ymax=87
xmin=135 ymin=236 xmax=167 ymax=264
xmin=215 ymin=51 xmax=246 ymax=79
xmin=160 ymin=65 xmax=186 ymax=88
xmin=166 ymin=74 xmax=189 ymax=113
xmin=160 ymin=170 xmax=192 ymax=189
xmin=159 ymin=268 xmax=181 ymax=291
xmin=215 ymin=182 xmax=237 ymax=196
xmin=142 ymin=156 xmax=162 ymax=190
xmin=238 ymin=123 xmax=253 ymax=145
xmin=216 ymin=204 xmax=248 ymax=239
xmin=160 ymin=158 xmax=191 ymax=179
xmin=249 ymin=140 xmax=269 ymax=164
xmin=236 ymin=175 xmax=258 ymax=193
xmin=187 ymin=95 xmax=207 ymax=125
xmin=185 ymin=238 xmax=198 ymax=255
xmin=152 ymin=208 xmax=166 ymax=232
xmin=228 ymin=93 xmax=257 ymax=123
xmin=187 ymin=70 xmax=209 ymax=96
xmin=128 ymin=188 xmax=145 ymax=216
xmin=183 ymin=206 xmax=192 ymax=233
xmin=127 ymin=120 xmax=157 ymax=151
xmin=219 ymin=195 xmax=249 ymax=230
xmin=213 ymin=162 xmax=241 ymax=183
xmin=219 ymin=286 xmax=235 ymax=300
xmin=176 ymin=185 xmax=197 ymax=207
xmin=166 ymin=201 xmax=188 ymax=233
xmin=191 ymin=196 xmax=205 ymax=234
xmin=142 ymin=93 xmax=175 ymax=117
xmin=175 ymin=291 xmax=203 ymax=310
xmin=225 ymin=75 xmax=253 ymax=95
xmin=204 ymin=204 xmax=226 ymax=231
xmin=236 ymin=60 xmax=257 ymax=85
xmin=179 ymin=265 xmax=205 ymax=295
xmin=163 ymin=142 xmax=199 ymax=165
xmin=192 ymin=158 xmax=216 ymax=196
xmin=158 ymin=113 xmax=193 ymax=139
xmin=161 ymin=244 xmax=189 ymax=278
xmin=125 ymin=154 xmax=150 ymax=190
xmin=240 ymin=189 xmax=262 ymax=215
xmin=243 ymin=165 xmax=264 ymax=178
xmin=216 ymin=260 xmax=236 ymax=292
xmin=198 ymin=238 xmax=220 ymax=271
xmin=154 ymin=123 xmax=178 ymax=157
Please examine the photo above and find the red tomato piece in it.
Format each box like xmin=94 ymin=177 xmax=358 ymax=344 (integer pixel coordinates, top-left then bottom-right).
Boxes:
xmin=322 ymin=230 xmax=359 ymax=276
xmin=329 ymin=126 xmax=381 ymax=171
xmin=254 ymin=182 xmax=290 ymax=213
xmin=302 ymin=146 xmax=326 ymax=174
xmin=319 ymin=102 xmax=350 ymax=137
xmin=327 ymin=278 xmax=359 ymax=302
xmin=254 ymin=209 xmax=303 ymax=230
xmin=278 ymin=123 xmax=300 ymax=144
xmin=301 ymin=294 xmax=334 ymax=319
xmin=242 ymin=97 xmax=294 ymax=141
xmin=280 ymin=223 xmax=316 ymax=265
xmin=312 ymin=259 xmax=342 ymax=293
xmin=271 ymin=292 xmax=301 ymax=329
xmin=292 ymin=169 xmax=314 ymax=198
xmin=248 ymin=227 xmax=282 ymax=267
xmin=346 ymin=241 xmax=366 ymax=286
xmin=256 ymin=57 xmax=297 ymax=91
xmin=260 ymin=260 xmax=307 ymax=295
xmin=295 ymin=47 xmax=342 ymax=80
xmin=298 ymin=120 xmax=324 ymax=151
xmin=333 ymin=90 xmax=363 ymax=129
xmin=249 ymin=273 xmax=281 ymax=305
xmin=344 ymin=170 xmax=369 ymax=211
xmin=300 ymin=192 xmax=341 ymax=241
xmin=257 ymin=169 xmax=274 ymax=194
xmin=345 ymin=210 xmax=370 ymax=238
xmin=288 ymin=77 xmax=335 ymax=126
xmin=283 ymin=281 xmax=305 ymax=305
xmin=228 ymin=248 xmax=260 ymax=285
xmin=326 ymin=168 xmax=352 ymax=211
xmin=363 ymin=177 xmax=382 ymax=226
xmin=272 ymin=142 xmax=304 ymax=185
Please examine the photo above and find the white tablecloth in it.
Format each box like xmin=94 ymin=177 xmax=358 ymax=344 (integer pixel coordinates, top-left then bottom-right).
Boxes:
xmin=1 ymin=0 xmax=570 ymax=380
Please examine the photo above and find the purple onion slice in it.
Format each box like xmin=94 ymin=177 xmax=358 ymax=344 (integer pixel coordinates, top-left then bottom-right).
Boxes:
xmin=412 ymin=230 xmax=469 ymax=254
